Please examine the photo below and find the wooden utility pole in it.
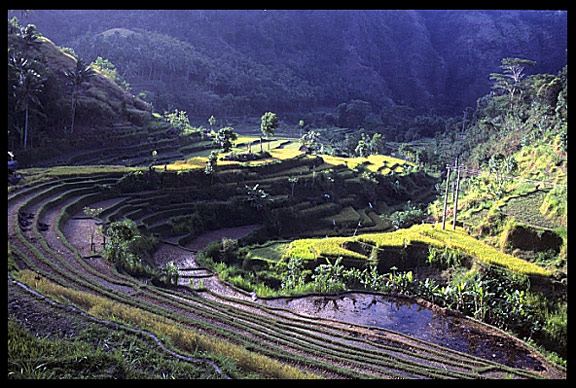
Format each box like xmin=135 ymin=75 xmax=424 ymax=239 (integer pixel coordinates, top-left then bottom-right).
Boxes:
xmin=441 ymin=163 xmax=452 ymax=230
xmin=452 ymin=157 xmax=461 ymax=230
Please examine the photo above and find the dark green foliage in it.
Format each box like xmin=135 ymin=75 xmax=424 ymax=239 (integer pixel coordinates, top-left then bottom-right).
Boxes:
xmin=260 ymin=112 xmax=278 ymax=138
xmin=204 ymin=150 xmax=219 ymax=183
xmin=102 ymin=218 xmax=168 ymax=281
xmin=213 ymin=126 xmax=238 ymax=152
xmin=163 ymin=109 xmax=191 ymax=134
xmin=10 ymin=55 xmax=45 ymax=149
xmin=490 ymin=58 xmax=536 ymax=107
xmin=115 ymin=170 xmax=145 ymax=192
xmin=103 ymin=218 xmax=139 ymax=263
xmin=337 ymin=100 xmax=372 ymax=129
xmin=260 ymin=112 xmax=278 ymax=152
xmin=299 ymin=130 xmax=321 ymax=153
xmin=203 ymin=238 xmax=240 ymax=265
xmin=9 ymin=149 xmax=566 ymax=377
xmin=355 ymin=137 xmax=370 ymax=158
xmin=244 ymin=184 xmax=270 ymax=211
xmin=63 ymin=58 xmax=96 ymax=134
xmin=439 ymin=64 xmax=567 ymax=169
xmin=7 ymin=16 xmax=153 ymax=154
xmin=387 ymin=203 xmax=427 ymax=230
xmin=6 ymin=12 xmax=568 ymax=372
xmin=427 ymin=246 xmax=465 ymax=269
xmin=17 ymin=10 xmax=566 ymax=119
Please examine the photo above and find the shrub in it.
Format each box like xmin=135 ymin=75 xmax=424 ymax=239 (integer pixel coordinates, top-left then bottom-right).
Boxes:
xmin=103 ymin=218 xmax=161 ymax=280
xmin=310 ymin=257 xmax=347 ymax=293
xmin=543 ymin=303 xmax=567 ymax=354
xmin=202 ymin=238 xmax=241 ymax=265
xmin=160 ymin=261 xmax=179 ymax=285
xmin=387 ymin=204 xmax=426 ymax=230
xmin=427 ymin=246 xmax=465 ymax=268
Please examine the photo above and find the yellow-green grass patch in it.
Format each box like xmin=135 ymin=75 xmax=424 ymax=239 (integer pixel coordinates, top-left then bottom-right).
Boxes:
xmin=286 ymin=224 xmax=552 ymax=276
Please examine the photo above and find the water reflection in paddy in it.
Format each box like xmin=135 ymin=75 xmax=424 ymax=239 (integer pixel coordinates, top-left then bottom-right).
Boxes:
xmin=268 ymin=293 xmax=543 ymax=371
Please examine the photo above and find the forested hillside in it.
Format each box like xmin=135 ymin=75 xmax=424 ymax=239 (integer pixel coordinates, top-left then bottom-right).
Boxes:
xmin=7 ymin=17 xmax=155 ymax=165
xmin=15 ymin=10 xmax=567 ymax=118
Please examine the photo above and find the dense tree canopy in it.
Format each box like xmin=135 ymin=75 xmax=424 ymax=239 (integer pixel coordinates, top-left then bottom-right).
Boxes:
xmin=17 ymin=10 xmax=567 ymax=118
xmin=7 ymin=16 xmax=151 ymax=153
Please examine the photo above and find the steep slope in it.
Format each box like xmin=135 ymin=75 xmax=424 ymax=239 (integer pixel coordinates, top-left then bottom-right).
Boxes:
xmin=18 ymin=10 xmax=567 ymax=115
xmin=429 ymin=64 xmax=567 ymax=274
xmin=9 ymin=32 xmax=152 ymax=130
xmin=8 ymin=22 xmax=168 ymax=167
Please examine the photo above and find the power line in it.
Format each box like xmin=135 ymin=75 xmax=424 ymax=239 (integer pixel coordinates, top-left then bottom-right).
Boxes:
xmin=452 ymin=157 xmax=461 ymax=231
xmin=440 ymin=157 xmax=566 ymax=230
xmin=447 ymin=166 xmax=566 ymax=188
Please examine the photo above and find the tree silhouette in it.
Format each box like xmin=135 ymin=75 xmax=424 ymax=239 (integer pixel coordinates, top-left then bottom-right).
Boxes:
xmin=12 ymin=56 xmax=44 ymax=148
xmin=213 ymin=127 xmax=238 ymax=152
xmin=63 ymin=59 xmax=95 ymax=134
xmin=260 ymin=112 xmax=278 ymax=152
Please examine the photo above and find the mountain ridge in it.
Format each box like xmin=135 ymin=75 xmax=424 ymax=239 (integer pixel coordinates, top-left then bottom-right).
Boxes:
xmin=17 ymin=10 xmax=567 ymax=116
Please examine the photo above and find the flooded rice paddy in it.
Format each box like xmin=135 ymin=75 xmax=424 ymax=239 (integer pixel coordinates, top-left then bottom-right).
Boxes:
xmin=153 ymin=225 xmax=553 ymax=375
xmin=268 ymin=293 xmax=544 ymax=371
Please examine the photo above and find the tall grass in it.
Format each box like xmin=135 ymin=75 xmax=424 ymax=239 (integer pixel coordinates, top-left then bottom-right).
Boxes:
xmin=16 ymin=270 xmax=320 ymax=379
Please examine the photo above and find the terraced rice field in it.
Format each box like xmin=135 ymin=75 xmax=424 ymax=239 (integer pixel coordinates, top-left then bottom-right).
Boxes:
xmin=284 ymin=224 xmax=553 ymax=277
xmin=501 ymin=190 xmax=562 ymax=230
xmin=8 ymin=164 xmax=565 ymax=379
xmin=322 ymin=154 xmax=411 ymax=174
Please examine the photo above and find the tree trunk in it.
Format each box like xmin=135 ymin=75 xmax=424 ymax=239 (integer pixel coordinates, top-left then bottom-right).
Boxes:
xmin=23 ymin=101 xmax=29 ymax=148
xmin=70 ymin=87 xmax=77 ymax=134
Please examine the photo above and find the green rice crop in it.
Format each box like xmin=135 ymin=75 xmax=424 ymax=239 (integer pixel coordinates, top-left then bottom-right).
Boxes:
xmin=286 ymin=224 xmax=552 ymax=276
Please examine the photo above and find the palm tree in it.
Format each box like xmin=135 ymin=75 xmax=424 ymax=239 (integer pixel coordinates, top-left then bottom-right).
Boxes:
xmin=12 ymin=57 xmax=44 ymax=148
xmin=19 ymin=24 xmax=42 ymax=56
xmin=63 ymin=59 xmax=95 ymax=134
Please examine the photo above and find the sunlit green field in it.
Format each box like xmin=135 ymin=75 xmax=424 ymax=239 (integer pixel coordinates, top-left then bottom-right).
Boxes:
xmin=283 ymin=224 xmax=552 ymax=277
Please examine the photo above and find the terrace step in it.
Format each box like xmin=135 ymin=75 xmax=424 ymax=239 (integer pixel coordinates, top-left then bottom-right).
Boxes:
xmin=8 ymin=163 xmax=563 ymax=380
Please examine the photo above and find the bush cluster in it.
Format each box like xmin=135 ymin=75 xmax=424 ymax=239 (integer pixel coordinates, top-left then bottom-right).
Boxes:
xmin=103 ymin=218 xmax=178 ymax=285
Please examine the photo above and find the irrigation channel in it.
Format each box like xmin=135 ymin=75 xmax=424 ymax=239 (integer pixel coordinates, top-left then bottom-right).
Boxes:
xmin=8 ymin=172 xmax=566 ymax=379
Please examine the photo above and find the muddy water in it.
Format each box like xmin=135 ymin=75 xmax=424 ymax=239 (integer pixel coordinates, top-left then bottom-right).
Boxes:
xmin=155 ymin=225 xmax=547 ymax=373
xmin=268 ymin=293 xmax=544 ymax=371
